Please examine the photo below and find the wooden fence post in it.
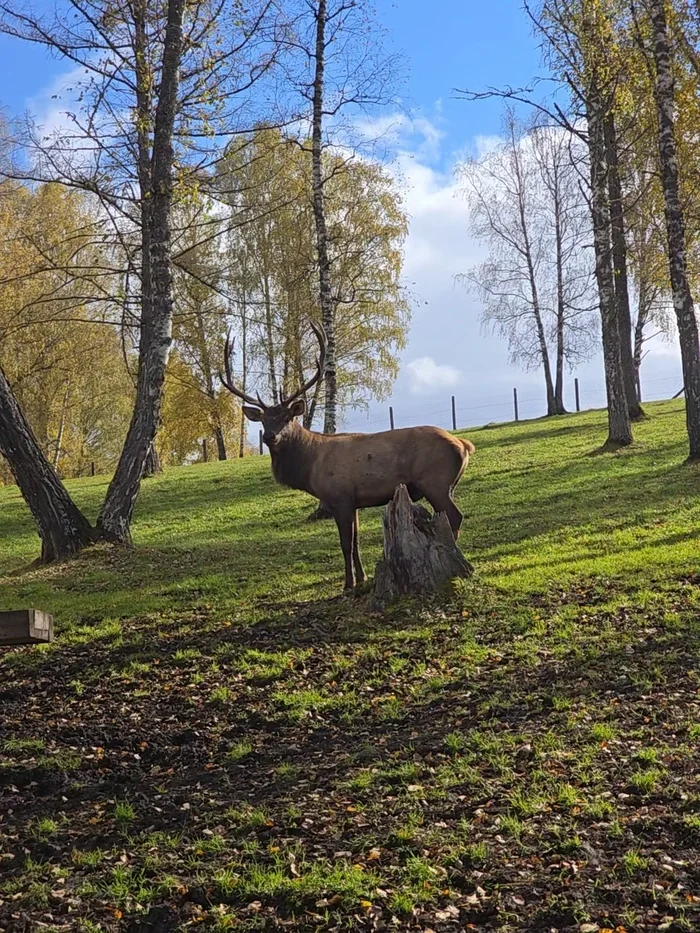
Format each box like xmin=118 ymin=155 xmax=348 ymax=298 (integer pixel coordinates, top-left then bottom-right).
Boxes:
xmin=451 ymin=395 xmax=457 ymax=431
xmin=513 ymin=387 xmax=519 ymax=422
xmin=389 ymin=406 xmax=395 ymax=430
xmin=574 ymin=378 xmax=581 ymax=412
xmin=259 ymin=430 xmax=263 ymax=454
xmin=90 ymin=461 xmax=95 ymax=477
xmin=202 ymin=438 xmax=208 ymax=463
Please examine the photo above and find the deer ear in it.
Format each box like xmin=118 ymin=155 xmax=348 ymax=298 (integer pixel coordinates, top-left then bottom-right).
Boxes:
xmin=242 ymin=405 xmax=264 ymax=422
xmin=289 ymin=398 xmax=306 ymax=419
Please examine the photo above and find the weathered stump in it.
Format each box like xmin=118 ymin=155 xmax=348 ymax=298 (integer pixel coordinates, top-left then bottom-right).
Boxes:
xmin=373 ymin=484 xmax=473 ymax=605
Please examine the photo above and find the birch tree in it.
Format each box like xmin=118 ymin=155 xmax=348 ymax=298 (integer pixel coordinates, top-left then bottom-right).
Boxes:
xmin=460 ymin=112 xmax=595 ymax=415
xmin=637 ymin=0 xmax=700 ymax=459
xmin=532 ymin=125 xmax=598 ymax=408
xmin=460 ymin=0 xmax=636 ymax=447
xmin=284 ymin=0 xmax=399 ymax=434
xmin=219 ymin=129 xmax=409 ymax=426
xmin=531 ymin=0 xmax=634 ymax=445
xmin=0 ymin=0 xmax=282 ymax=557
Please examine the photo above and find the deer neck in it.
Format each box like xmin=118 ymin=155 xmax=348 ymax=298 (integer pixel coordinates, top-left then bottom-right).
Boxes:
xmin=269 ymin=421 xmax=320 ymax=495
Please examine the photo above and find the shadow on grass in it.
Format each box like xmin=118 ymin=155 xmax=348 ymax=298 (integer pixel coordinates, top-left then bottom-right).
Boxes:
xmin=4 ymin=576 xmax=700 ymax=931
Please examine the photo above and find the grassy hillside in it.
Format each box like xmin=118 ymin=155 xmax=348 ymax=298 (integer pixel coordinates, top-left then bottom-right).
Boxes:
xmin=2 ymin=400 xmax=700 ymax=932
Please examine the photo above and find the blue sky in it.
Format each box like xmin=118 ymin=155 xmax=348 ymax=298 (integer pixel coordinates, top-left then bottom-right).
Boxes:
xmin=381 ymin=0 xmax=540 ymax=151
xmin=0 ymin=1 xmax=683 ymax=431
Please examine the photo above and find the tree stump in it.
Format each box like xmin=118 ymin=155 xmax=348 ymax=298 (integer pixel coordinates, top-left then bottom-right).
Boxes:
xmin=373 ymin=484 xmax=473 ymax=605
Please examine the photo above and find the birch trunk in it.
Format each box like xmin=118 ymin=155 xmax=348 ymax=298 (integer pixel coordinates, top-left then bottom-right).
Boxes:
xmin=0 ymin=365 xmax=94 ymax=561
xmin=587 ymin=91 xmax=633 ymax=448
xmin=238 ymin=296 xmax=248 ymax=459
xmin=633 ymin=275 xmax=649 ymax=382
xmin=604 ymin=111 xmax=643 ymax=421
xmin=196 ymin=310 xmax=227 ymax=462
xmin=262 ymin=273 xmax=280 ymax=403
xmin=52 ymin=378 xmax=71 ymax=473
xmin=510 ymin=121 xmax=558 ymax=415
xmin=649 ymin=0 xmax=700 ymax=460
xmin=310 ymin=0 xmax=336 ymax=434
xmin=552 ymin=164 xmax=568 ymax=415
xmin=555 ymin=288 xmax=566 ymax=413
xmin=97 ymin=0 xmax=185 ymax=540
xmin=215 ymin=426 xmax=227 ymax=461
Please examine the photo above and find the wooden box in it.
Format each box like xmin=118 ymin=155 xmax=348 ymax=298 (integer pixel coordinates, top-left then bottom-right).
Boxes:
xmin=0 ymin=610 xmax=54 ymax=646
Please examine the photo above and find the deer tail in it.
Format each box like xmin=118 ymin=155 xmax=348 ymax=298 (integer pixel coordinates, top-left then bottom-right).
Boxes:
xmin=461 ymin=438 xmax=476 ymax=455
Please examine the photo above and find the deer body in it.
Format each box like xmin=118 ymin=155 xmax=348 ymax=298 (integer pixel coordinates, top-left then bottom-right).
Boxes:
xmin=220 ymin=321 xmax=475 ymax=590
xmin=270 ymin=421 xmax=469 ymax=509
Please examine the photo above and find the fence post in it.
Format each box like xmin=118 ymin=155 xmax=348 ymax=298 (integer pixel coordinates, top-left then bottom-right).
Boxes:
xmin=90 ymin=461 xmax=95 ymax=477
xmin=451 ymin=395 xmax=457 ymax=431
xmin=259 ymin=430 xmax=263 ymax=455
xmin=513 ymin=387 xmax=519 ymax=422
xmin=389 ymin=406 xmax=395 ymax=430
xmin=202 ymin=438 xmax=208 ymax=463
xmin=574 ymin=377 xmax=581 ymax=412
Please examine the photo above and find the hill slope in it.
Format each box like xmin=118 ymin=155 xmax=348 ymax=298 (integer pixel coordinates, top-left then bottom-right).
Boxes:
xmin=2 ymin=401 xmax=700 ymax=932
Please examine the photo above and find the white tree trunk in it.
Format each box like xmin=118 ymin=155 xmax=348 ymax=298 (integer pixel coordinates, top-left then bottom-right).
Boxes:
xmin=587 ymin=89 xmax=633 ymax=448
xmin=310 ymin=0 xmax=337 ymax=434
xmin=97 ymin=0 xmax=185 ymax=541
xmin=648 ymin=0 xmax=700 ymax=460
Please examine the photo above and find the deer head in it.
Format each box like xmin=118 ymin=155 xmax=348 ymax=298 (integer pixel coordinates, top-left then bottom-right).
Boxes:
xmin=220 ymin=320 xmax=327 ymax=449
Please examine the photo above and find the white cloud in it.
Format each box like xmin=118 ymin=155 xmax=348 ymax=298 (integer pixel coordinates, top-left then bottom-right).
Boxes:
xmin=353 ymin=112 xmax=409 ymax=145
xmin=471 ymin=134 xmax=503 ymax=159
xmin=352 ymin=111 xmax=446 ymax=164
xmin=406 ymin=357 xmax=461 ymax=394
xmin=26 ymin=66 xmax=87 ymax=140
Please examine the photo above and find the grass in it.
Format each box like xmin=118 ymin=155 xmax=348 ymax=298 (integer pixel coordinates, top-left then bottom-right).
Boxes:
xmin=2 ymin=400 xmax=700 ymax=932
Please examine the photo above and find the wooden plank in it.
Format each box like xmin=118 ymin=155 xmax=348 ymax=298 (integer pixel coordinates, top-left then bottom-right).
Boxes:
xmin=0 ymin=609 xmax=54 ymax=646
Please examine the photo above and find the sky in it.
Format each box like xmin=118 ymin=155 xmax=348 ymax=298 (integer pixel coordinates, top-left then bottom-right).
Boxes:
xmin=0 ymin=0 xmax=685 ymax=433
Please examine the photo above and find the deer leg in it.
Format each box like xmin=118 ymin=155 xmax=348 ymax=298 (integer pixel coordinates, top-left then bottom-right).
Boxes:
xmin=426 ymin=493 xmax=463 ymax=540
xmin=353 ymin=510 xmax=366 ymax=585
xmin=334 ymin=510 xmax=355 ymax=591
xmin=446 ymin=497 xmax=464 ymax=539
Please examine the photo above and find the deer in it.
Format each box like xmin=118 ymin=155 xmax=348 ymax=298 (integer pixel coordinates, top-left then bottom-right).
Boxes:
xmin=221 ymin=321 xmax=475 ymax=591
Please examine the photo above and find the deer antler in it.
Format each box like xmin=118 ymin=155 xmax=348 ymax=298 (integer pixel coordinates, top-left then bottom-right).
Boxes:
xmin=281 ymin=320 xmax=327 ymax=405
xmin=220 ymin=331 xmax=268 ymax=409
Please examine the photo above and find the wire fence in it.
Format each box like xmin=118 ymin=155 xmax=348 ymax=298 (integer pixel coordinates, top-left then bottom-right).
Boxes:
xmin=313 ymin=370 xmax=685 ymax=443
xmin=245 ymin=370 xmax=685 ymax=453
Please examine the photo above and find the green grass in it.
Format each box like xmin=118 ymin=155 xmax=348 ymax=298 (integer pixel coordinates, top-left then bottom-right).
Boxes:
xmin=3 ymin=400 xmax=700 ymax=931
xmin=0 ymin=400 xmax=699 ymax=624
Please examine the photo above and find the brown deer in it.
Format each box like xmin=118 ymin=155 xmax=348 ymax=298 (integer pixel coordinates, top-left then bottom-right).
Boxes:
xmin=221 ymin=322 xmax=475 ymax=591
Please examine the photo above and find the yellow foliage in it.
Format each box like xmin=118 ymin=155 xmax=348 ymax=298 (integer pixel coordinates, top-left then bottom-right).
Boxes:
xmin=158 ymin=352 xmax=243 ymax=465
xmin=0 ymin=182 xmax=133 ymax=482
